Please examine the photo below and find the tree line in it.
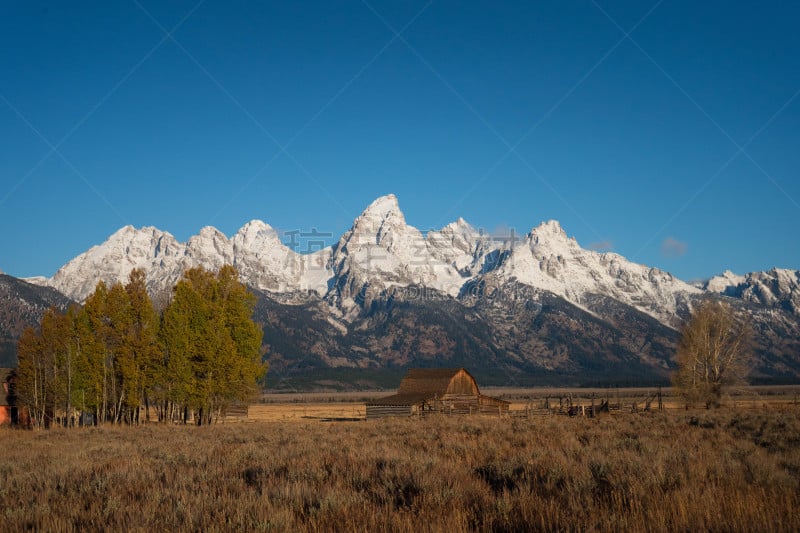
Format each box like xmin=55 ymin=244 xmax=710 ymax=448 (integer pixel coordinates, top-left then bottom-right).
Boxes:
xmin=15 ymin=265 xmax=266 ymax=427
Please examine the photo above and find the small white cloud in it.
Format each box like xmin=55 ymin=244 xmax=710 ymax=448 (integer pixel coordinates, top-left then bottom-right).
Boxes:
xmin=588 ymin=240 xmax=614 ymax=252
xmin=661 ymin=237 xmax=688 ymax=258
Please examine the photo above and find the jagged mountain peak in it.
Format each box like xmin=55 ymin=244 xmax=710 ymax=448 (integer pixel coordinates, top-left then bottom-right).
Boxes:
xmin=361 ymin=193 xmax=402 ymax=218
xmin=533 ymin=219 xmax=567 ymax=235
xmin=344 ymin=194 xmax=407 ymax=245
xmin=9 ymin=194 xmax=799 ymax=386
xmin=704 ymin=270 xmax=746 ymax=293
xmin=34 ymin=195 xmax=713 ymax=328
xmin=440 ymin=217 xmax=478 ymax=236
xmin=525 ymin=219 xmax=575 ymax=248
xmin=196 ymin=225 xmax=225 ymax=237
xmin=705 ymin=267 xmax=800 ymax=315
xmin=491 ymin=220 xmax=700 ymax=325
xmin=237 ymin=219 xmax=278 ymax=235
xmin=232 ymin=220 xmax=282 ymax=250
xmin=334 ymin=195 xmax=410 ymax=255
xmin=104 ymin=224 xmax=167 ymax=242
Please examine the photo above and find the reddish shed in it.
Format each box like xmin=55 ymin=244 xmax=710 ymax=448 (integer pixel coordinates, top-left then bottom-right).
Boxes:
xmin=1 ymin=368 xmax=15 ymax=426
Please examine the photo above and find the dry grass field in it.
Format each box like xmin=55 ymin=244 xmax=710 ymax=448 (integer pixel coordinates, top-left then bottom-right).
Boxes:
xmin=2 ymin=408 xmax=799 ymax=532
xmin=251 ymin=385 xmax=800 ymax=421
xmin=247 ymin=403 xmax=366 ymax=422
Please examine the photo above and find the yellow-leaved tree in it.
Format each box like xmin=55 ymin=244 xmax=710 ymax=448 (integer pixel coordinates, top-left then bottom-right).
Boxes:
xmin=673 ymin=299 xmax=752 ymax=408
xmin=160 ymin=265 xmax=266 ymax=424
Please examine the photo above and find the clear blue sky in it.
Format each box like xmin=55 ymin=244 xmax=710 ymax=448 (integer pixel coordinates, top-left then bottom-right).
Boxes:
xmin=1 ymin=1 xmax=798 ymax=281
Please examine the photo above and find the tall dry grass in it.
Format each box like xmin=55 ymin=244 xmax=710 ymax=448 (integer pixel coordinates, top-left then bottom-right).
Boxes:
xmin=1 ymin=410 xmax=798 ymax=532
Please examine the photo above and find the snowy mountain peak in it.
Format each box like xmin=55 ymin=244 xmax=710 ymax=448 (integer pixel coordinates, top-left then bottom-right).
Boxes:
xmin=338 ymin=194 xmax=411 ymax=252
xmin=195 ymin=226 xmax=227 ymax=239
xmin=704 ymin=267 xmax=800 ymax=315
xmin=238 ymin=219 xmax=278 ymax=235
xmin=111 ymin=224 xmax=137 ymax=236
xmin=232 ymin=220 xmax=281 ymax=249
xmin=704 ymin=270 xmax=745 ymax=293
xmin=362 ymin=193 xmax=402 ymax=218
xmin=490 ymin=219 xmax=700 ymax=324
xmin=529 ymin=219 xmax=570 ymax=242
xmin=536 ymin=219 xmax=566 ymax=233
xmin=36 ymin=194 xmax=714 ymax=327
xmin=45 ymin=225 xmax=182 ymax=301
xmin=435 ymin=218 xmax=477 ymax=241
xmin=523 ymin=220 xmax=576 ymax=255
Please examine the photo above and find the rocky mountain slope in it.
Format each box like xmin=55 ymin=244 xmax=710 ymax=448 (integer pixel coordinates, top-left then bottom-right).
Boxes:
xmin=38 ymin=222 xmax=330 ymax=302
xmin=0 ymin=274 xmax=74 ymax=366
xmin=11 ymin=194 xmax=800 ymax=387
xmin=704 ymin=268 xmax=800 ymax=316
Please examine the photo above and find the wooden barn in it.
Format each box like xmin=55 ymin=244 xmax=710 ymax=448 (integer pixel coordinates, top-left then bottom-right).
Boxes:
xmin=366 ymin=368 xmax=509 ymax=419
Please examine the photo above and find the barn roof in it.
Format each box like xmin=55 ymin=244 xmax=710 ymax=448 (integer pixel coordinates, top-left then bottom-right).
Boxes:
xmin=396 ymin=368 xmax=474 ymax=396
xmin=367 ymin=392 xmax=433 ymax=406
xmin=368 ymin=368 xmax=490 ymax=406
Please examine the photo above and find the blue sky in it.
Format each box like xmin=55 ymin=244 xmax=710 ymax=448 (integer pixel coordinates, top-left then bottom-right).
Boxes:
xmin=1 ymin=1 xmax=798 ymax=281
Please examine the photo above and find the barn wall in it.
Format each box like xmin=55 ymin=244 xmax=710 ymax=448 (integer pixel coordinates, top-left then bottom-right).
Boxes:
xmin=366 ymin=405 xmax=412 ymax=419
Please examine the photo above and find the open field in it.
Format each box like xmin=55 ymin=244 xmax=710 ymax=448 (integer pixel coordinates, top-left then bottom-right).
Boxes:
xmin=250 ymin=385 xmax=800 ymax=421
xmin=247 ymin=403 xmax=366 ymax=422
xmin=2 ymin=408 xmax=799 ymax=532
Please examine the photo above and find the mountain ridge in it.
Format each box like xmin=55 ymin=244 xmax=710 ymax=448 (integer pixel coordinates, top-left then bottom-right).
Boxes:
xmin=10 ymin=194 xmax=799 ymax=387
xmin=0 ymin=274 xmax=74 ymax=366
xmin=28 ymin=194 xmax=714 ymax=326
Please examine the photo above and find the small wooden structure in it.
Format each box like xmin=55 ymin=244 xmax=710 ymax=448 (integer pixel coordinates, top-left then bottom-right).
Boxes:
xmin=1 ymin=368 xmax=16 ymax=426
xmin=366 ymin=368 xmax=509 ymax=419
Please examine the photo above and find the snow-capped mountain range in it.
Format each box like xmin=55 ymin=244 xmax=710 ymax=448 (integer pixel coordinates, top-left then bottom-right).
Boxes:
xmin=702 ymin=268 xmax=800 ymax=315
xmin=7 ymin=194 xmax=800 ymax=385
xmin=28 ymin=194 xmax=711 ymax=326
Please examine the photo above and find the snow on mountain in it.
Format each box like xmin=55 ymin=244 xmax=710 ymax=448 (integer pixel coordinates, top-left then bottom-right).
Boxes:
xmin=42 ymin=221 xmax=332 ymax=302
xmin=426 ymin=217 xmax=496 ymax=275
xmin=328 ymin=194 xmax=473 ymax=306
xmin=43 ymin=225 xmax=184 ymax=301
xmin=703 ymin=270 xmax=746 ymax=293
xmin=231 ymin=220 xmax=330 ymax=293
xmin=22 ymin=276 xmax=48 ymax=285
xmin=36 ymin=193 xmax=707 ymax=327
xmin=705 ymin=268 xmax=800 ymax=315
xmin=489 ymin=220 xmax=701 ymax=324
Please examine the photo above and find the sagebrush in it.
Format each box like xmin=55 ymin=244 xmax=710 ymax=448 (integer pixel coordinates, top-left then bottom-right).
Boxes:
xmin=1 ymin=410 xmax=798 ymax=532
